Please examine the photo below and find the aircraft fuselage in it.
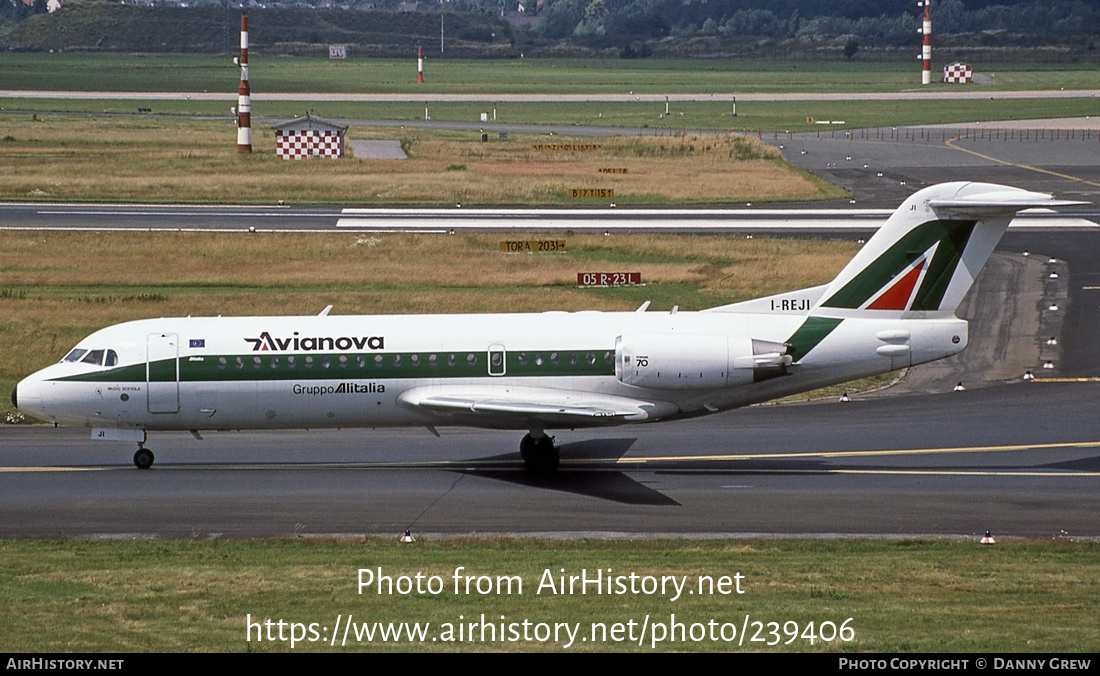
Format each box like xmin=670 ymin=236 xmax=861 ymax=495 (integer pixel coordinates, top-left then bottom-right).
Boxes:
xmin=15 ymin=310 xmax=966 ymax=433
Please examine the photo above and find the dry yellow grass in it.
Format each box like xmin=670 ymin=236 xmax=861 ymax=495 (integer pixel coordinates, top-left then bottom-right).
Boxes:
xmin=0 ymin=117 xmax=842 ymax=205
xmin=0 ymin=231 xmax=854 ymax=290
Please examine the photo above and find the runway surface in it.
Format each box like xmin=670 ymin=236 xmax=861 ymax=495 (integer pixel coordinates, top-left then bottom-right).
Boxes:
xmin=3 ymin=201 xmax=1092 ymax=234
xmin=3 ymin=109 xmax=1100 ymax=539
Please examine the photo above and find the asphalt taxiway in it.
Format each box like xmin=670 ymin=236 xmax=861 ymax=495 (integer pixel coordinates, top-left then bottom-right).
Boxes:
xmin=768 ymin=118 xmax=1100 ymax=208
xmin=2 ymin=382 xmax=1098 ymax=538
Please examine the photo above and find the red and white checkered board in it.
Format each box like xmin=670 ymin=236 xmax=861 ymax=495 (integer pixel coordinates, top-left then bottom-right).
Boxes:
xmin=276 ymin=130 xmax=342 ymax=159
xmin=943 ymin=63 xmax=972 ymax=84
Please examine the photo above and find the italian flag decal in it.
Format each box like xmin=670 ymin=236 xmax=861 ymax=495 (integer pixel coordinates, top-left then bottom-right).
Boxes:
xmin=822 ymin=220 xmax=977 ymax=311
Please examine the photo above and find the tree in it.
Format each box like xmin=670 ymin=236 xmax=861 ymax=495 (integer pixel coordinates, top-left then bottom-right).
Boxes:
xmin=843 ymin=36 xmax=859 ymax=59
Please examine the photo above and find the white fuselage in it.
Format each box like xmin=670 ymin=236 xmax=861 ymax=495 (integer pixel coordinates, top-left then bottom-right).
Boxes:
xmin=15 ymin=309 xmax=968 ymax=433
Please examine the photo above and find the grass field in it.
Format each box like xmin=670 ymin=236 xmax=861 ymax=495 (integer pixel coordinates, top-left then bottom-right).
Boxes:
xmin=5 ymin=95 xmax=1099 ymax=133
xmin=2 ymin=55 xmax=1099 ymax=133
xmin=0 ymin=116 xmax=843 ymax=204
xmin=1 ymin=537 xmax=1097 ymax=652
xmin=3 ymin=54 xmax=1100 ymax=94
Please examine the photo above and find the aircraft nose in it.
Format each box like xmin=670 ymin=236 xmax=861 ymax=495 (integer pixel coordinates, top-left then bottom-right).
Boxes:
xmin=12 ymin=374 xmax=45 ymax=420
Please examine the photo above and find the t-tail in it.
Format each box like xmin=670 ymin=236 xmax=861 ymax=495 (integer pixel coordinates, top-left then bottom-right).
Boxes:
xmin=814 ymin=181 xmax=1080 ymax=318
xmin=709 ymin=182 xmax=1081 ymax=320
xmin=707 ymin=182 xmax=1083 ymax=373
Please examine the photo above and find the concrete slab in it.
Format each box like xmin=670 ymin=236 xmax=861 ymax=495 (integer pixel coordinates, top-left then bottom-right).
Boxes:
xmin=348 ymin=139 xmax=407 ymax=160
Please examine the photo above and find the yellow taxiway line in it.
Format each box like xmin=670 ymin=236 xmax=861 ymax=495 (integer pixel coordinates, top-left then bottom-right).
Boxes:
xmin=609 ymin=439 xmax=1100 ymax=465
xmin=3 ymin=439 xmax=1100 ymax=476
xmin=944 ymin=137 xmax=1100 ymax=189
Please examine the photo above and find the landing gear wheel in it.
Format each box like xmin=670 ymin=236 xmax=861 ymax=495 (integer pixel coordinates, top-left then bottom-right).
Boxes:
xmin=133 ymin=447 xmax=154 ymax=470
xmin=520 ymin=433 xmax=559 ymax=476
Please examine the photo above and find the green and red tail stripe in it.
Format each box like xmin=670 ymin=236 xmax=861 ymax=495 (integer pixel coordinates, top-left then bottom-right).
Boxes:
xmin=820 ymin=220 xmax=977 ymax=312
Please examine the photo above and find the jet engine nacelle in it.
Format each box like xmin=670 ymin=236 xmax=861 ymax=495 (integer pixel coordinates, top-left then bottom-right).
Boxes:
xmin=615 ymin=333 xmax=792 ymax=391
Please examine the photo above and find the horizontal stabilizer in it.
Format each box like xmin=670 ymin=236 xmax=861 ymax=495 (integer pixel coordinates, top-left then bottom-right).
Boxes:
xmin=930 ymin=189 xmax=1084 ymax=219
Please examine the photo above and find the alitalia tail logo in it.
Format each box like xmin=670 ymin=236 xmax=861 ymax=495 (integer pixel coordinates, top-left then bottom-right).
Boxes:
xmin=822 ymin=219 xmax=977 ymax=312
xmin=246 ymin=331 xmax=385 ymax=352
xmin=862 ymin=243 xmax=936 ymax=311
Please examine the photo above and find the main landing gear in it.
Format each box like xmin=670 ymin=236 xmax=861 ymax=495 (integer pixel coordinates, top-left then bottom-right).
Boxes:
xmin=520 ymin=432 xmax=559 ymax=476
xmin=133 ymin=445 xmax=155 ymax=470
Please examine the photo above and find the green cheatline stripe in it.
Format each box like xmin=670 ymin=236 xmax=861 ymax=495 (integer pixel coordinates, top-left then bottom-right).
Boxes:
xmin=786 ymin=317 xmax=843 ymax=362
xmin=822 ymin=220 xmax=977 ymax=311
xmin=51 ymin=348 xmax=617 ymax=384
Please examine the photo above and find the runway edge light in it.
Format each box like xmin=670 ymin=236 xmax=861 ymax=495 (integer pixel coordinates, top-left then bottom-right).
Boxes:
xmin=980 ymin=530 xmax=996 ymax=545
xmin=400 ymin=529 xmax=416 ymax=543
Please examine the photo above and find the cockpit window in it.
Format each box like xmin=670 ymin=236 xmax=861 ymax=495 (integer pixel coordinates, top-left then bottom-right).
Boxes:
xmin=62 ymin=349 xmax=88 ymax=363
xmin=63 ymin=348 xmax=119 ymax=367
xmin=81 ymin=350 xmax=106 ymax=366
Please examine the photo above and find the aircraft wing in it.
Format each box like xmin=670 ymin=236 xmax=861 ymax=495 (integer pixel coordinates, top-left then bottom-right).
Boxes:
xmin=397 ymin=385 xmax=678 ymax=429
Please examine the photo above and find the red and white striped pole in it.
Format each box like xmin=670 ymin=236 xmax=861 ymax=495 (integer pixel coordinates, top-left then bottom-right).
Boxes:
xmin=919 ymin=0 xmax=932 ymax=85
xmin=417 ymin=45 xmax=425 ymax=84
xmin=237 ymin=12 xmax=252 ymax=153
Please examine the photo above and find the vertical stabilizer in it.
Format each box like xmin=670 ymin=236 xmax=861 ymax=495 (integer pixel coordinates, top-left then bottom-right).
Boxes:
xmin=815 ymin=182 xmax=1078 ymax=317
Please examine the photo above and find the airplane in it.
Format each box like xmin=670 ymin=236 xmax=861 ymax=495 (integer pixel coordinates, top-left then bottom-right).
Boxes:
xmin=11 ymin=182 xmax=1083 ymax=474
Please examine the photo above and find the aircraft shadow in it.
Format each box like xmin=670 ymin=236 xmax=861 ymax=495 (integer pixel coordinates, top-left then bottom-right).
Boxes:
xmin=1039 ymin=455 xmax=1100 ymax=472
xmin=655 ymin=453 xmax=1100 ymax=476
xmin=455 ymin=441 xmax=1100 ymax=504
xmin=457 ymin=438 xmax=682 ymax=506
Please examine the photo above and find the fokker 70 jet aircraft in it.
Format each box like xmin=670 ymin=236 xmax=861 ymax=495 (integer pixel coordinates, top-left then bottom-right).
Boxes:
xmin=12 ymin=182 xmax=1081 ymax=474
